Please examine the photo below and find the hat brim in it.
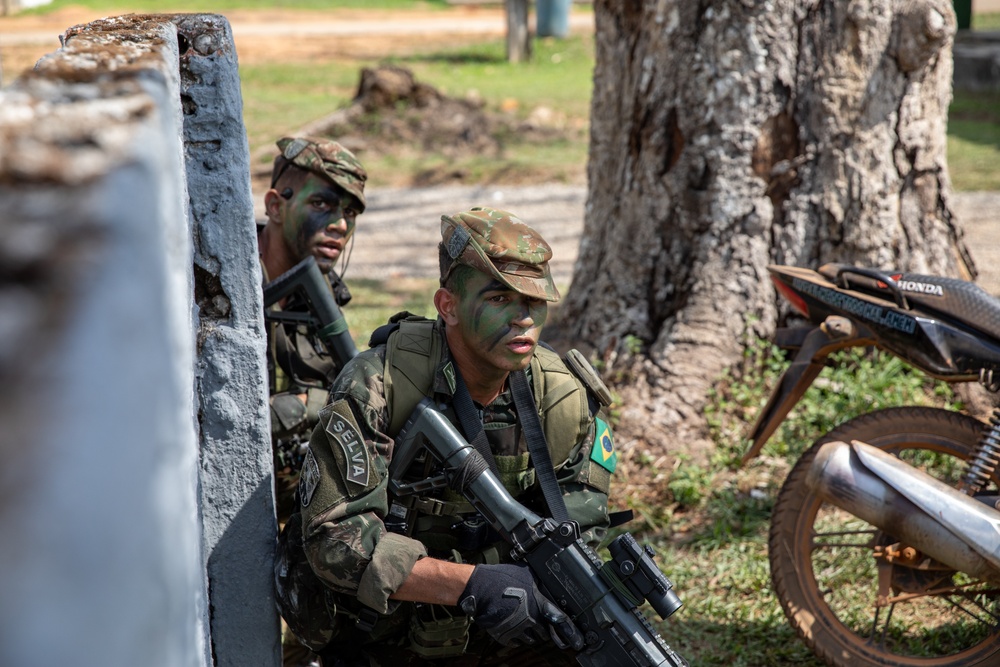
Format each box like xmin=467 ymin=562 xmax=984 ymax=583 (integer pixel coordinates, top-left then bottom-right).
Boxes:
xmin=458 ymin=241 xmax=560 ymax=302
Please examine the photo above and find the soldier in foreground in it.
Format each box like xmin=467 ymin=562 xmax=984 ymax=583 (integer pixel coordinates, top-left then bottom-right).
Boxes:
xmin=258 ymin=136 xmax=367 ymax=525
xmin=275 ymin=206 xmax=619 ymax=666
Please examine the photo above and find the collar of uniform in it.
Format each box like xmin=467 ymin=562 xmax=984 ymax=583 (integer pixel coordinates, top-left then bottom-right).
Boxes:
xmin=431 ymin=319 xmax=457 ymax=398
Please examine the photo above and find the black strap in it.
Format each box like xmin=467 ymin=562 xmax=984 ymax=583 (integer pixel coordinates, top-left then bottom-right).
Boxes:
xmin=609 ymin=509 xmax=634 ymax=527
xmin=509 ymin=370 xmax=570 ymax=523
xmin=452 ymin=367 xmax=500 ymax=478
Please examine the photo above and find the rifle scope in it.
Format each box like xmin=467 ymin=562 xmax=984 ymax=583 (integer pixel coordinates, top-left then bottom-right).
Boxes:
xmin=607 ymin=532 xmax=684 ymax=620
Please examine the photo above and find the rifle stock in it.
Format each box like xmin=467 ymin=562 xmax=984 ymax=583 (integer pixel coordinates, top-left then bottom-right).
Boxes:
xmin=389 ymin=399 xmax=689 ymax=667
xmin=262 ymin=255 xmax=358 ymax=367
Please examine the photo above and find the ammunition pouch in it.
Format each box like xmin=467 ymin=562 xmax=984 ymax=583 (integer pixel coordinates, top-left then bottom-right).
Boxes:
xmin=408 ymin=603 xmax=472 ymax=659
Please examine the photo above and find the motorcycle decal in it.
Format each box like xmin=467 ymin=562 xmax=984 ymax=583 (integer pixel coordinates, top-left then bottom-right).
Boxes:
xmin=877 ymin=274 xmax=945 ymax=297
xmin=792 ymin=278 xmax=916 ymax=334
xmin=590 ymin=417 xmax=617 ymax=473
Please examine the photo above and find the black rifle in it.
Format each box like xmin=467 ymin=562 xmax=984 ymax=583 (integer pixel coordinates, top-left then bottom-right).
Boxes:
xmin=262 ymin=255 xmax=358 ymax=368
xmin=389 ymin=399 xmax=689 ymax=667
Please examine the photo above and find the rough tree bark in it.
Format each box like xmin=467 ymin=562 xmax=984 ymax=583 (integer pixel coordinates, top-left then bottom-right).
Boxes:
xmin=555 ymin=0 xmax=975 ymax=474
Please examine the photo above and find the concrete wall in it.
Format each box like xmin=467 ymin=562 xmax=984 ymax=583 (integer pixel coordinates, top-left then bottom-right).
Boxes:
xmin=172 ymin=13 xmax=281 ymax=667
xmin=0 ymin=13 xmax=278 ymax=667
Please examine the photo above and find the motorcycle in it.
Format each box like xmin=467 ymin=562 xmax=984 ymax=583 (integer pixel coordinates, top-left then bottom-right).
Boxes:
xmin=742 ymin=263 xmax=1000 ymax=667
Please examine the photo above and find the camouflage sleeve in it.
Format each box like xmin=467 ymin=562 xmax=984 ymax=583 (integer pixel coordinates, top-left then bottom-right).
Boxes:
xmin=557 ymin=413 xmax=617 ymax=548
xmin=299 ymin=350 xmax=427 ymax=613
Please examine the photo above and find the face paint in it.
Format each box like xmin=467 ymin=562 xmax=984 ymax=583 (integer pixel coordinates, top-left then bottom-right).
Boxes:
xmin=281 ymin=173 xmax=359 ymax=273
xmin=450 ymin=270 xmax=548 ymax=373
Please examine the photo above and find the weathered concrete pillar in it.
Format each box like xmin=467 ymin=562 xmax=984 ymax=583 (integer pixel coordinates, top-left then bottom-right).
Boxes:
xmin=174 ymin=13 xmax=280 ymax=667
xmin=0 ymin=11 xmax=278 ymax=667
xmin=59 ymin=13 xmax=281 ymax=666
xmin=0 ymin=19 xmax=208 ymax=667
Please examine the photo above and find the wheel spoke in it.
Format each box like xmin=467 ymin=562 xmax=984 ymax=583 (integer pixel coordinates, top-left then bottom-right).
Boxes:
xmin=867 ymin=602 xmax=896 ymax=651
xmin=942 ymin=588 xmax=1000 ymax=628
xmin=810 ymin=527 xmax=877 ymax=552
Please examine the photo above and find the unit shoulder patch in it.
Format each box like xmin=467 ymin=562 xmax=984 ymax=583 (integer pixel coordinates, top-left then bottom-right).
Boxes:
xmin=298 ymin=449 xmax=321 ymax=507
xmin=589 ymin=417 xmax=617 ymax=474
xmin=323 ymin=400 xmax=370 ymax=489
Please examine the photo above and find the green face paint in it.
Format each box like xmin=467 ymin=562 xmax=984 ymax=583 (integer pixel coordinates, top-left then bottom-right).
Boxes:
xmin=450 ymin=269 xmax=548 ymax=374
xmin=281 ymin=173 xmax=359 ymax=273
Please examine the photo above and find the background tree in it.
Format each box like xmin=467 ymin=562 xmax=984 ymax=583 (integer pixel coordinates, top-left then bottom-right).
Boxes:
xmin=554 ymin=0 xmax=975 ymax=478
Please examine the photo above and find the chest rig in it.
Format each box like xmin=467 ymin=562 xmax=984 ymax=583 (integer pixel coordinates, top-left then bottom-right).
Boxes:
xmin=378 ymin=316 xmax=593 ymax=561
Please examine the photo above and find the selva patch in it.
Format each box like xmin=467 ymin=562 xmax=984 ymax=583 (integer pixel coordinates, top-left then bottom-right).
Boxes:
xmin=325 ymin=405 xmax=370 ymax=489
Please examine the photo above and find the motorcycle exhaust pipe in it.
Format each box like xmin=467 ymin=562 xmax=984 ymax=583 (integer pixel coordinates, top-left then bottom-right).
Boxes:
xmin=806 ymin=440 xmax=1000 ymax=585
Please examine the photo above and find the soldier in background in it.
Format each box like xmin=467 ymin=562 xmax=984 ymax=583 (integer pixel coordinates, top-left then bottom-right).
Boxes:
xmin=275 ymin=207 xmax=618 ymax=666
xmin=258 ymin=135 xmax=368 ymax=527
xmin=259 ymin=136 xmax=367 ymax=667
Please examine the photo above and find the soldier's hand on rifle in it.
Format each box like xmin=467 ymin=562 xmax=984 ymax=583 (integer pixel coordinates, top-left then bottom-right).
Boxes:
xmin=459 ymin=563 xmax=584 ymax=651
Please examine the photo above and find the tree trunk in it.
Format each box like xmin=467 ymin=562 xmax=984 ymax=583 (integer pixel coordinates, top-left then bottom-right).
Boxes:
xmin=506 ymin=0 xmax=531 ymax=63
xmin=556 ymin=0 xmax=974 ymax=472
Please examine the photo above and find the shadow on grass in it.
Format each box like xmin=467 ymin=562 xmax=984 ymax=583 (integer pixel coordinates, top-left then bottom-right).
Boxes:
xmin=665 ymin=617 xmax=826 ymax=667
xmin=949 ymin=90 xmax=1000 ymax=150
xmin=689 ymin=488 xmax=772 ymax=546
xmin=392 ymin=52 xmax=504 ymax=66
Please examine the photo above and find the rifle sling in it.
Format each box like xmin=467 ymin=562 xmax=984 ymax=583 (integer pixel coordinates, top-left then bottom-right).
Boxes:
xmin=510 ymin=369 xmax=570 ymax=523
xmin=451 ymin=367 xmax=500 ymax=478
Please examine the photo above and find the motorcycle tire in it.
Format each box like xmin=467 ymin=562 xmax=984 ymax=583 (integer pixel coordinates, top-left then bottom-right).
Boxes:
xmin=769 ymin=406 xmax=1000 ymax=667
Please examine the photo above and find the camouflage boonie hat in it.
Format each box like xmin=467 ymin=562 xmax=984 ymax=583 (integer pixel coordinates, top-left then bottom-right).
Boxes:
xmin=441 ymin=206 xmax=559 ymax=302
xmin=273 ymin=136 xmax=368 ymax=212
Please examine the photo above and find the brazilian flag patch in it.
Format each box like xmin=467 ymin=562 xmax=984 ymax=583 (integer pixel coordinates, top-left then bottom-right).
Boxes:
xmin=590 ymin=417 xmax=617 ymax=473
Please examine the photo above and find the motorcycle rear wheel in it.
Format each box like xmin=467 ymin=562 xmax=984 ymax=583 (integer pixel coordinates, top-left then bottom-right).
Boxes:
xmin=769 ymin=406 xmax=1000 ymax=667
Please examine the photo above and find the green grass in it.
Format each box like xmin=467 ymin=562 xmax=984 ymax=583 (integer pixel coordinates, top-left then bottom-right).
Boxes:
xmin=342 ymin=277 xmax=437 ymax=348
xmin=973 ymin=12 xmax=1000 ymax=30
xmin=658 ymin=537 xmax=826 ymax=666
xmin=705 ymin=337 xmax=961 ymax=467
xmin=240 ymin=35 xmax=594 ymax=185
xmin=948 ymin=89 xmax=1000 ymax=191
xmin=240 ymin=64 xmax=359 ymax=169
xmin=387 ymin=36 xmax=595 ymax=119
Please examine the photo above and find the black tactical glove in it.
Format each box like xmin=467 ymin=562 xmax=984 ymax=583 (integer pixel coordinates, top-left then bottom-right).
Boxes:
xmin=459 ymin=563 xmax=583 ymax=651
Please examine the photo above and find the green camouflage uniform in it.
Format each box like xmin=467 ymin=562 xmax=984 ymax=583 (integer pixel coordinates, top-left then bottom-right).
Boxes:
xmin=263 ymin=136 xmax=368 ymax=525
xmin=276 ymin=208 xmax=619 ymax=667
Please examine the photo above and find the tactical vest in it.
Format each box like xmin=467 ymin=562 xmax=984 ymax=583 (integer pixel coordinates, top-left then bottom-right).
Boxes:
xmin=384 ymin=316 xmax=592 ymax=460
xmin=381 ymin=316 xmax=601 ymax=557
